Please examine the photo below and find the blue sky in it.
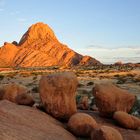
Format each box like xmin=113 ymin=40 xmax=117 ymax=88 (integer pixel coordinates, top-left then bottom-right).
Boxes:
xmin=0 ymin=0 xmax=140 ymax=63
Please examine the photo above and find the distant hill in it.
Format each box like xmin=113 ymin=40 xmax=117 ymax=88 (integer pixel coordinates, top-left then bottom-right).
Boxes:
xmin=0 ymin=22 xmax=101 ymax=67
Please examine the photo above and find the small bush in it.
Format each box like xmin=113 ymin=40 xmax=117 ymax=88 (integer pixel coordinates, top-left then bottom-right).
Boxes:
xmin=130 ymin=98 xmax=140 ymax=117
xmin=87 ymin=81 xmax=94 ymax=86
xmin=0 ymin=75 xmax=4 ymax=80
xmin=32 ymin=86 xmax=39 ymax=93
xmin=116 ymin=77 xmax=126 ymax=84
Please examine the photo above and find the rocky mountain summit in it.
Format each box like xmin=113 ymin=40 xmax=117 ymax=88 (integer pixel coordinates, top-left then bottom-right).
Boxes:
xmin=0 ymin=22 xmax=101 ymax=67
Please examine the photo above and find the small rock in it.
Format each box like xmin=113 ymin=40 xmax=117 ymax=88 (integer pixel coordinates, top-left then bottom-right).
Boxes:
xmin=113 ymin=111 xmax=140 ymax=130
xmin=68 ymin=113 xmax=98 ymax=137
xmin=91 ymin=125 xmax=123 ymax=140
xmin=15 ymin=94 xmax=35 ymax=106
xmin=77 ymin=96 xmax=89 ymax=110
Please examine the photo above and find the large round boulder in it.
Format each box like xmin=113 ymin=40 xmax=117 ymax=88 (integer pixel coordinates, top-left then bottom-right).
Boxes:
xmin=93 ymin=83 xmax=136 ymax=117
xmin=39 ymin=72 xmax=78 ymax=120
xmin=91 ymin=125 xmax=123 ymax=140
xmin=68 ymin=113 xmax=98 ymax=137
xmin=113 ymin=111 xmax=140 ymax=129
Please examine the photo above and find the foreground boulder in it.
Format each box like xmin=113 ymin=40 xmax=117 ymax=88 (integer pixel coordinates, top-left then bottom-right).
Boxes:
xmin=113 ymin=111 xmax=140 ymax=130
xmin=91 ymin=125 xmax=123 ymax=140
xmin=0 ymin=100 xmax=76 ymax=140
xmin=39 ymin=72 xmax=78 ymax=120
xmin=82 ymin=110 xmax=140 ymax=140
xmin=93 ymin=83 xmax=136 ymax=117
xmin=68 ymin=113 xmax=97 ymax=137
xmin=0 ymin=83 xmax=34 ymax=106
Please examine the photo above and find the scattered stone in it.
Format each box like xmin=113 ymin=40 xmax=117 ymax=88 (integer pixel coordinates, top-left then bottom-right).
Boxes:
xmin=91 ymin=125 xmax=123 ymax=140
xmin=93 ymin=83 xmax=136 ymax=117
xmin=77 ymin=96 xmax=89 ymax=110
xmin=68 ymin=113 xmax=98 ymax=137
xmin=91 ymin=104 xmax=98 ymax=111
xmin=39 ymin=72 xmax=78 ymax=120
xmin=15 ymin=93 xmax=35 ymax=106
xmin=113 ymin=111 xmax=140 ymax=130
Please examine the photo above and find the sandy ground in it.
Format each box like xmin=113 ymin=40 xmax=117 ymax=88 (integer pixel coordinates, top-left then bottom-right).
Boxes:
xmin=0 ymin=69 xmax=140 ymax=100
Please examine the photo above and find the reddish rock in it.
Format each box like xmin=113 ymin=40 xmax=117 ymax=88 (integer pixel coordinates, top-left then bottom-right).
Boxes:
xmin=39 ymin=72 xmax=78 ymax=120
xmin=91 ymin=125 xmax=123 ymax=140
xmin=79 ymin=55 xmax=101 ymax=66
xmin=113 ymin=111 xmax=140 ymax=130
xmin=0 ymin=100 xmax=76 ymax=140
xmin=0 ymin=22 xmax=101 ymax=67
xmin=15 ymin=93 xmax=35 ymax=106
xmin=81 ymin=110 xmax=140 ymax=140
xmin=0 ymin=43 xmax=18 ymax=67
xmin=114 ymin=61 xmax=123 ymax=66
xmin=0 ymin=84 xmax=28 ymax=102
xmin=68 ymin=113 xmax=98 ymax=137
xmin=77 ymin=96 xmax=89 ymax=110
xmin=93 ymin=83 xmax=136 ymax=117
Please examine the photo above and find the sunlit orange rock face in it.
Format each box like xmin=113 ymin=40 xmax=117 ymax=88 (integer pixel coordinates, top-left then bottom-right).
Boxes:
xmin=0 ymin=42 xmax=18 ymax=67
xmin=0 ymin=22 xmax=101 ymax=67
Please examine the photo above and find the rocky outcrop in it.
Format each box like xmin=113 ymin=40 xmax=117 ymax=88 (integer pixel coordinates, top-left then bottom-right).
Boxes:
xmin=93 ymin=83 xmax=136 ymax=117
xmin=91 ymin=125 xmax=123 ymax=140
xmin=0 ymin=22 xmax=101 ymax=67
xmin=39 ymin=72 xmax=78 ymax=120
xmin=0 ymin=100 xmax=76 ymax=140
xmin=0 ymin=83 xmax=34 ymax=106
xmin=0 ymin=42 xmax=18 ymax=67
xmin=113 ymin=111 xmax=140 ymax=130
xmin=68 ymin=113 xmax=97 ymax=137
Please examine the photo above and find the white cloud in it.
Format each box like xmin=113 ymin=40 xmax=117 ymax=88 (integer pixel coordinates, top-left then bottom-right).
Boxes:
xmin=17 ymin=18 xmax=27 ymax=22
xmin=10 ymin=11 xmax=20 ymax=15
xmin=76 ymin=46 xmax=140 ymax=64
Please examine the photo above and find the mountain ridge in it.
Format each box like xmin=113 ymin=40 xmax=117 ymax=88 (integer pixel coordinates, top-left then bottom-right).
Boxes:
xmin=0 ymin=22 xmax=101 ymax=67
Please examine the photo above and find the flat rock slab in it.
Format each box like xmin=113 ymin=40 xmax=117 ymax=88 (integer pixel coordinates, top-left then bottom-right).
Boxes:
xmin=0 ymin=100 xmax=76 ymax=140
xmin=81 ymin=110 xmax=140 ymax=140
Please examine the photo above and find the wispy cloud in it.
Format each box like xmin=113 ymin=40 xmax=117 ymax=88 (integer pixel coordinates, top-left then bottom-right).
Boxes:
xmin=10 ymin=11 xmax=20 ymax=15
xmin=76 ymin=45 xmax=140 ymax=64
xmin=17 ymin=18 xmax=27 ymax=22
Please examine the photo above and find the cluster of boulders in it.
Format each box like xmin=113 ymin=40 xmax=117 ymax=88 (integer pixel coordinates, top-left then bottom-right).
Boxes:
xmin=0 ymin=72 xmax=140 ymax=140
xmin=0 ymin=83 xmax=34 ymax=106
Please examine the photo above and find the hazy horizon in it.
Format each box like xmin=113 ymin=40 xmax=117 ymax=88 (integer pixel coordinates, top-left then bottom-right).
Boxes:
xmin=0 ymin=0 xmax=140 ymax=64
